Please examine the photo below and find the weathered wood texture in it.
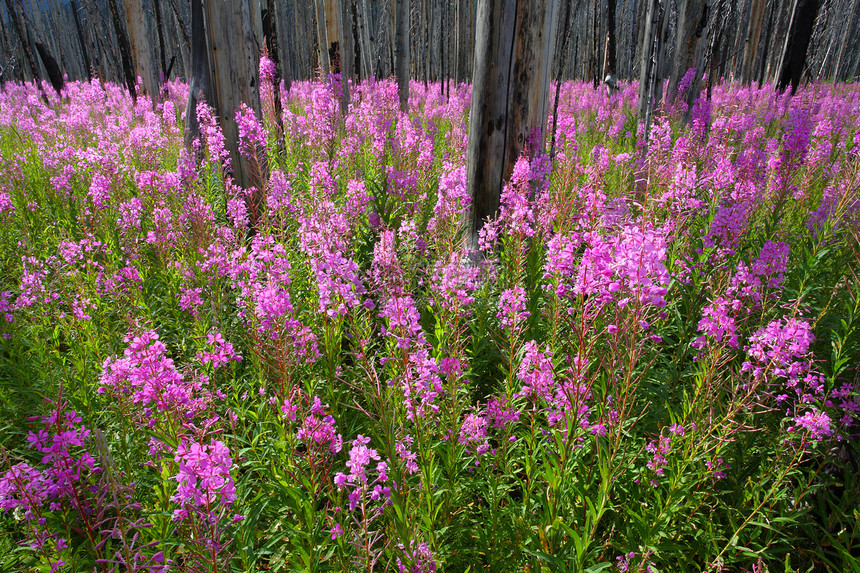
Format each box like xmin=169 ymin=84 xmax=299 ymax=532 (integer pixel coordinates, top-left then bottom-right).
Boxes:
xmin=777 ymin=0 xmax=823 ymax=91
xmin=205 ymin=0 xmax=264 ymax=190
xmin=467 ymin=0 xmax=559 ymax=247
xmin=394 ymin=0 xmax=409 ymax=110
xmin=2 ymin=0 xmax=860 ymax=101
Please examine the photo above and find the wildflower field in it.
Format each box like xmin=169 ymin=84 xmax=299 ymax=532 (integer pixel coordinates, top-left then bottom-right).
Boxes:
xmin=0 ymin=70 xmax=858 ymax=572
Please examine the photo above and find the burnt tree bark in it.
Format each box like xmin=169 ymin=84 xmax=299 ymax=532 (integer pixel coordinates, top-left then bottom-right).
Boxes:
xmin=741 ymin=0 xmax=766 ymax=83
xmin=777 ymin=0 xmax=823 ymax=91
xmin=69 ymin=0 xmax=92 ymax=80
xmin=466 ymin=0 xmax=559 ymax=248
xmin=669 ymin=0 xmax=709 ymax=94
xmin=638 ymin=0 xmax=666 ymax=142
xmin=35 ymin=42 xmax=64 ymax=94
xmin=106 ymin=0 xmax=138 ymax=100
xmin=604 ymin=0 xmax=617 ymax=82
xmin=183 ymin=0 xmax=211 ymax=149
xmin=3 ymin=0 xmax=41 ymax=82
xmin=340 ymin=0 xmax=353 ymax=113
xmin=394 ymin=0 xmax=410 ymax=111
xmin=314 ymin=0 xmax=330 ymax=76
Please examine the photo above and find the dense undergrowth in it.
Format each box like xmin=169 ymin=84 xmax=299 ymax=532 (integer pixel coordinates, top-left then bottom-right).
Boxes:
xmin=0 ymin=67 xmax=859 ymax=572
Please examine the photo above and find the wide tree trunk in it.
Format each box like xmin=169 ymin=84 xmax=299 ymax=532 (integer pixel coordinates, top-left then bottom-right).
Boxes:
xmin=777 ymin=0 xmax=823 ymax=91
xmin=205 ymin=0 xmax=264 ymax=191
xmin=741 ymin=0 xmax=767 ymax=84
xmin=106 ymin=0 xmax=138 ymax=100
xmin=125 ymin=0 xmax=160 ymax=97
xmin=669 ymin=0 xmax=710 ymax=94
xmin=466 ymin=0 xmax=560 ymax=248
xmin=69 ymin=0 xmax=93 ymax=81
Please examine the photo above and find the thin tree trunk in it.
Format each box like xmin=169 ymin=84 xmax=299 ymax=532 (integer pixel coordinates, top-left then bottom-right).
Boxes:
xmin=340 ymin=0 xmax=353 ymax=113
xmin=315 ymin=0 xmax=330 ymax=76
xmin=551 ymin=0 xmax=576 ymax=159
xmin=605 ymin=0 xmax=617 ymax=80
xmin=394 ymin=0 xmax=410 ymax=111
xmin=153 ymin=0 xmax=168 ymax=79
xmin=183 ymin=0 xmax=211 ymax=149
xmin=638 ymin=0 xmax=665 ymax=144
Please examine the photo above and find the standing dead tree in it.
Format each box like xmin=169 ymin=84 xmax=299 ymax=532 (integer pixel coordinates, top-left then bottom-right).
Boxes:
xmin=466 ymin=0 xmax=560 ymax=249
xmin=394 ymin=0 xmax=410 ymax=111
xmin=777 ymin=0 xmax=824 ymax=91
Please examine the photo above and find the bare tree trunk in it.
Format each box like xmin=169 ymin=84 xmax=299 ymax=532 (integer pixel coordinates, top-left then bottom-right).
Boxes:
xmin=3 ymin=0 xmax=41 ymax=82
xmin=604 ymin=0 xmax=617 ymax=80
xmin=69 ymin=0 xmax=92 ymax=80
xmin=834 ymin=0 xmax=859 ymax=80
xmin=35 ymin=42 xmax=64 ymax=94
xmin=777 ymin=0 xmax=823 ymax=91
xmin=340 ymin=0 xmax=353 ymax=113
xmin=205 ymin=0 xmax=264 ymax=191
xmin=394 ymin=0 xmax=410 ymax=111
xmin=153 ymin=0 xmax=168 ymax=79
xmin=125 ymin=0 xmax=159 ymax=97
xmin=638 ymin=0 xmax=666 ymax=143
xmin=551 ymin=0 xmax=577 ymax=159
xmin=741 ymin=0 xmax=766 ymax=84
xmin=456 ymin=0 xmax=468 ymax=82
xmin=467 ymin=0 xmax=560 ymax=248
xmin=668 ymin=0 xmax=709 ymax=93
xmin=165 ymin=0 xmax=191 ymax=48
xmin=183 ymin=0 xmax=211 ymax=149
xmin=315 ymin=0 xmax=330 ymax=76
xmin=106 ymin=0 xmax=138 ymax=100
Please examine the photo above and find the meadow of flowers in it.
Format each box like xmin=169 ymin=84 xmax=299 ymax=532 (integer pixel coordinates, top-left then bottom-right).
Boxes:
xmin=0 ymin=63 xmax=858 ymax=572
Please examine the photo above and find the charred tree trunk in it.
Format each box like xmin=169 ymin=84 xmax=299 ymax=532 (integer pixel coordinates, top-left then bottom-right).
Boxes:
xmin=3 ymin=0 xmax=41 ymax=82
xmin=833 ymin=0 xmax=859 ymax=80
xmin=35 ymin=42 xmax=64 ymax=94
xmin=604 ymin=0 xmax=618 ymax=82
xmin=106 ymin=0 xmax=138 ymax=100
xmin=394 ymin=0 xmax=410 ymax=111
xmin=638 ymin=0 xmax=665 ymax=141
xmin=467 ymin=0 xmax=560 ymax=248
xmin=153 ymin=0 xmax=168 ymax=79
xmin=183 ymin=0 xmax=211 ymax=149
xmin=69 ymin=0 xmax=92 ymax=81
xmin=125 ymin=0 xmax=159 ymax=98
xmin=777 ymin=0 xmax=823 ymax=91
xmin=741 ymin=0 xmax=766 ymax=83
xmin=340 ymin=0 xmax=353 ymax=113
xmin=668 ymin=0 xmax=709 ymax=95
xmin=315 ymin=0 xmax=330 ymax=76
xmin=550 ymin=0 xmax=577 ymax=158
